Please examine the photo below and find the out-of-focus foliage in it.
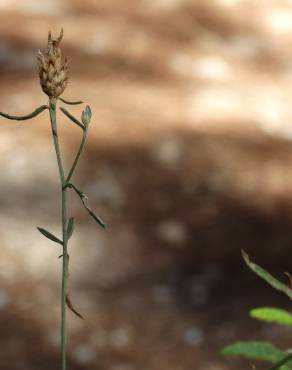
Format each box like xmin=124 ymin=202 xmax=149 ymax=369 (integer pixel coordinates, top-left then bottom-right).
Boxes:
xmin=223 ymin=341 xmax=291 ymax=370
xmin=250 ymin=307 xmax=292 ymax=326
xmin=223 ymin=253 xmax=292 ymax=370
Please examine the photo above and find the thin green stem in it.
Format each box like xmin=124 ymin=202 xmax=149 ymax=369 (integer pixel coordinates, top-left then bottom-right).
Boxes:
xmin=49 ymin=99 xmax=68 ymax=370
xmin=49 ymin=102 xmax=65 ymax=183
xmin=49 ymin=98 xmax=92 ymax=370
xmin=66 ymin=129 xmax=87 ymax=184
xmin=61 ymin=184 xmax=68 ymax=370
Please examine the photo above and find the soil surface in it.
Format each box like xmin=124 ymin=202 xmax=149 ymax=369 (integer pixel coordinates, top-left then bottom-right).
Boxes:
xmin=0 ymin=1 xmax=292 ymax=370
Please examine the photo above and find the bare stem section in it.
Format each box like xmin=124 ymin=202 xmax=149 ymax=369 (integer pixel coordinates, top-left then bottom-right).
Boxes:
xmin=49 ymin=99 xmax=68 ymax=370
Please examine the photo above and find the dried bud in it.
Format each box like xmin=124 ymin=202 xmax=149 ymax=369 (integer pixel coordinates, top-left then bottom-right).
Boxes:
xmin=81 ymin=106 xmax=92 ymax=126
xmin=37 ymin=29 xmax=68 ymax=98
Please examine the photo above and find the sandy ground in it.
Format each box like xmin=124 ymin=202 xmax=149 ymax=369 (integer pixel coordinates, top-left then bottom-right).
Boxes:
xmin=0 ymin=1 xmax=292 ymax=369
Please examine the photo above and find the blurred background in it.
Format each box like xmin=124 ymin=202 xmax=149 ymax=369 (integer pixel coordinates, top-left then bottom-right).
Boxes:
xmin=0 ymin=0 xmax=292 ymax=369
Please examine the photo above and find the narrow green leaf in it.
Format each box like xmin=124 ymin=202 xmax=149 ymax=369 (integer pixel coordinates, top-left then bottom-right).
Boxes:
xmin=242 ymin=250 xmax=292 ymax=300
xmin=59 ymin=97 xmax=83 ymax=105
xmin=66 ymin=293 xmax=84 ymax=320
xmin=85 ymin=205 xmax=106 ymax=229
xmin=60 ymin=107 xmax=85 ymax=130
xmin=37 ymin=227 xmax=63 ymax=245
xmin=250 ymin=307 xmax=292 ymax=326
xmin=0 ymin=105 xmax=48 ymax=121
xmin=79 ymin=193 xmax=106 ymax=229
xmin=222 ymin=342 xmax=289 ymax=364
xmin=65 ymin=183 xmax=83 ymax=197
xmin=67 ymin=217 xmax=74 ymax=240
xmin=67 ymin=183 xmax=106 ymax=229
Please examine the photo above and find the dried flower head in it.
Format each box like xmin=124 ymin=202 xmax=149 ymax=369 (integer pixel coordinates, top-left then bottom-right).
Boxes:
xmin=37 ymin=29 xmax=68 ymax=98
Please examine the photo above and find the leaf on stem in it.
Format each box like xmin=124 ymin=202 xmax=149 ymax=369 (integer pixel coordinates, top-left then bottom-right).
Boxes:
xmin=60 ymin=107 xmax=85 ymax=130
xmin=59 ymin=97 xmax=83 ymax=105
xmin=250 ymin=307 xmax=292 ymax=326
xmin=37 ymin=227 xmax=63 ymax=245
xmin=0 ymin=105 xmax=48 ymax=121
xmin=222 ymin=341 xmax=291 ymax=368
xmin=242 ymin=250 xmax=292 ymax=300
xmin=62 ymin=255 xmax=84 ymax=319
xmin=67 ymin=183 xmax=106 ymax=229
xmin=84 ymin=202 xmax=106 ymax=228
xmin=66 ymin=293 xmax=84 ymax=319
xmin=67 ymin=217 xmax=74 ymax=240
xmin=79 ymin=194 xmax=106 ymax=228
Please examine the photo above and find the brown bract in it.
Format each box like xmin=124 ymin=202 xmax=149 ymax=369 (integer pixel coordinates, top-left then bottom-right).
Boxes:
xmin=37 ymin=29 xmax=68 ymax=98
